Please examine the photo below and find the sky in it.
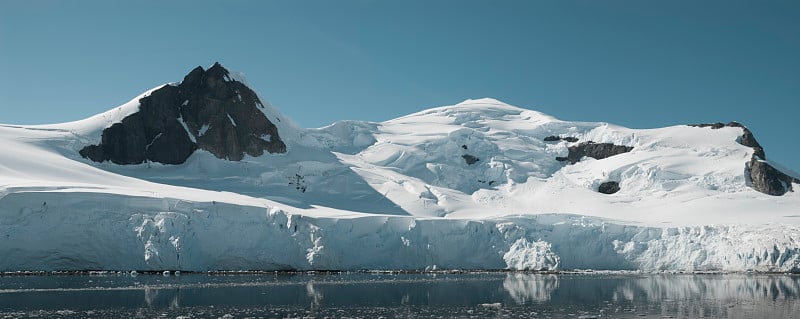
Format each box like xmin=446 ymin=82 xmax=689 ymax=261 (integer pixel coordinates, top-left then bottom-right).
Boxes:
xmin=1 ymin=0 xmax=798 ymax=170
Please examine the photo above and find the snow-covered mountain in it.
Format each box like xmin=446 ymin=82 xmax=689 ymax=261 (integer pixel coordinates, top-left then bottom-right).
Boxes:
xmin=1 ymin=63 xmax=799 ymax=272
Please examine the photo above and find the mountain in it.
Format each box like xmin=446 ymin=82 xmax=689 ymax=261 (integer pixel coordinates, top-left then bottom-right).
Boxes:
xmin=79 ymin=62 xmax=286 ymax=164
xmin=1 ymin=63 xmax=799 ymax=272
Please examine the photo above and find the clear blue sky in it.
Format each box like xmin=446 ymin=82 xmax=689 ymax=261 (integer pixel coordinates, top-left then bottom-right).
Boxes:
xmin=1 ymin=0 xmax=798 ymax=170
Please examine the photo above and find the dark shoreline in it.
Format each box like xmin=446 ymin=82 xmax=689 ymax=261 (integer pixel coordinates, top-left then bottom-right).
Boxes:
xmin=2 ymin=269 xmax=798 ymax=277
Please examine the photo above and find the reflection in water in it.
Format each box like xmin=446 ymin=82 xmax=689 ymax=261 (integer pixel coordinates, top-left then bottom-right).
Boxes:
xmin=502 ymin=273 xmax=559 ymax=303
xmin=306 ymin=279 xmax=323 ymax=310
xmin=604 ymin=275 xmax=800 ymax=319
xmin=0 ymin=273 xmax=798 ymax=318
xmin=143 ymin=286 xmax=157 ymax=307
xmin=614 ymin=274 xmax=800 ymax=301
xmin=144 ymin=285 xmax=182 ymax=309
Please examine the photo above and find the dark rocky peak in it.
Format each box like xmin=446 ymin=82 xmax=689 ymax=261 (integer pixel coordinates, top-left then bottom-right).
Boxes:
xmin=206 ymin=62 xmax=229 ymax=78
xmin=197 ymin=62 xmax=235 ymax=92
xmin=80 ymin=63 xmax=286 ymax=165
xmin=556 ymin=142 xmax=633 ymax=164
xmin=181 ymin=66 xmax=206 ymax=89
xmin=179 ymin=63 xmax=259 ymax=103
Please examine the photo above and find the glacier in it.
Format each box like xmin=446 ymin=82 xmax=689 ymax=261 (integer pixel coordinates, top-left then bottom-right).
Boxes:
xmin=1 ymin=65 xmax=799 ymax=272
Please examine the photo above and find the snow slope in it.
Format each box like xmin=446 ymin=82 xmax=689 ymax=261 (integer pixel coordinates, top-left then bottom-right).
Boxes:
xmin=1 ymin=72 xmax=799 ymax=272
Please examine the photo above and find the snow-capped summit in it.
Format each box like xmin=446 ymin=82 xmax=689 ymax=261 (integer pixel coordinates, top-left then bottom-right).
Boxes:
xmin=79 ymin=62 xmax=287 ymax=165
xmin=394 ymin=97 xmax=559 ymax=126
xmin=1 ymin=64 xmax=799 ymax=272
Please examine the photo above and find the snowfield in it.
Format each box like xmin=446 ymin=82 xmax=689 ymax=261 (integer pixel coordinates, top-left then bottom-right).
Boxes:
xmin=1 ymin=77 xmax=799 ymax=272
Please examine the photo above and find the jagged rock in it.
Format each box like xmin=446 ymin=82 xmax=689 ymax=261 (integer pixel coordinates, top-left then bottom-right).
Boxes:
xmin=544 ymin=135 xmax=579 ymax=143
xmin=79 ymin=107 xmax=195 ymax=165
xmin=737 ymin=127 xmax=765 ymax=160
xmin=556 ymin=142 xmax=633 ymax=164
xmin=598 ymin=181 xmax=620 ymax=194
xmin=748 ymin=157 xmax=795 ymax=196
xmin=462 ymin=154 xmax=480 ymax=165
xmin=80 ymin=63 xmax=286 ymax=165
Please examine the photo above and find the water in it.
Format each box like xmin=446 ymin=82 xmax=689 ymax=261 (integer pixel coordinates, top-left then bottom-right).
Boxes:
xmin=0 ymin=272 xmax=798 ymax=318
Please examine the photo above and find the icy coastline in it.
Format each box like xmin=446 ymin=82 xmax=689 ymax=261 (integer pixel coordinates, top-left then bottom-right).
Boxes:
xmin=2 ymin=191 xmax=798 ymax=273
xmin=2 ymin=66 xmax=799 ymax=273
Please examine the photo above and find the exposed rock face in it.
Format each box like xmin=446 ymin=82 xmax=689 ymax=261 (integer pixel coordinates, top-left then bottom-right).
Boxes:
xmin=556 ymin=142 xmax=633 ymax=164
xmin=688 ymin=122 xmax=726 ymax=129
xmin=734 ymin=126 xmax=765 ymax=160
xmin=598 ymin=181 xmax=620 ymax=194
xmin=748 ymin=157 xmax=795 ymax=196
xmin=462 ymin=154 xmax=480 ymax=165
xmin=80 ymin=63 xmax=286 ymax=165
xmin=690 ymin=121 xmax=795 ymax=195
xmin=544 ymin=135 xmax=579 ymax=143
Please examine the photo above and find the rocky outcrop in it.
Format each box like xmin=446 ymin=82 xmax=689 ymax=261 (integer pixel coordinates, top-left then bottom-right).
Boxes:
xmin=80 ymin=63 xmax=286 ymax=165
xmin=462 ymin=154 xmax=480 ymax=165
xmin=690 ymin=122 xmax=795 ymax=195
xmin=748 ymin=158 xmax=796 ymax=196
xmin=598 ymin=181 xmax=620 ymax=194
xmin=544 ymin=135 xmax=579 ymax=143
xmin=556 ymin=142 xmax=633 ymax=164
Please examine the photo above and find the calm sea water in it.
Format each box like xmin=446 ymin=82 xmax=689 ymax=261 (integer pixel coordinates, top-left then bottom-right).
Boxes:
xmin=0 ymin=272 xmax=797 ymax=318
